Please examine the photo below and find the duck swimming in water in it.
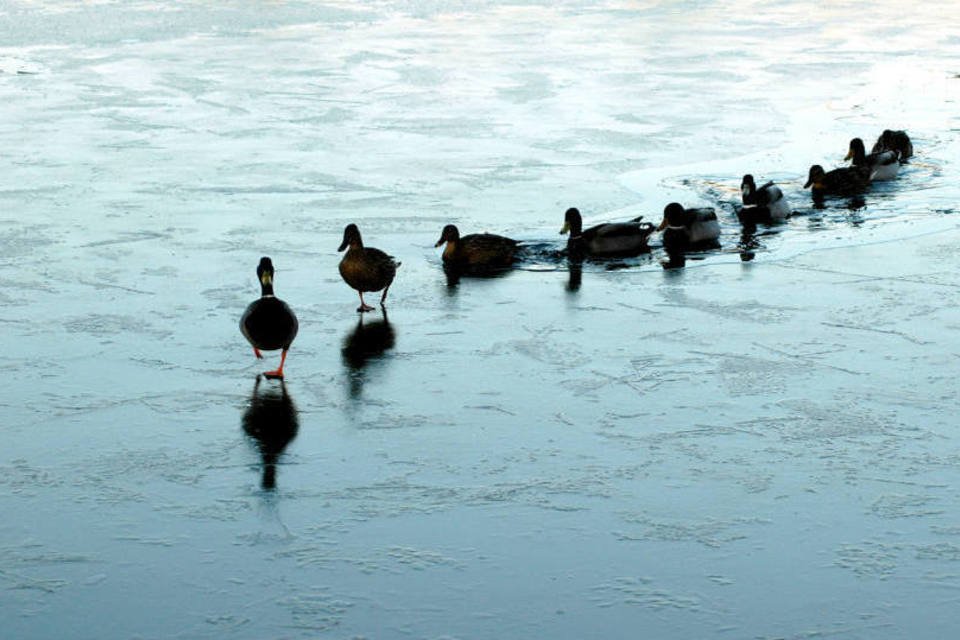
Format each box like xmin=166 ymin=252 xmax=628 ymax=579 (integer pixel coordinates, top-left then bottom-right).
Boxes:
xmin=434 ymin=224 xmax=517 ymax=274
xmin=240 ymin=257 xmax=299 ymax=380
xmin=559 ymin=207 xmax=655 ymax=257
xmin=658 ymin=203 xmax=721 ymax=252
xmin=845 ymin=137 xmax=900 ymax=181
xmin=738 ymin=174 xmax=791 ymax=225
xmin=871 ymin=129 xmax=913 ymax=161
xmin=803 ymin=164 xmax=871 ymax=198
xmin=338 ymin=224 xmax=400 ymax=313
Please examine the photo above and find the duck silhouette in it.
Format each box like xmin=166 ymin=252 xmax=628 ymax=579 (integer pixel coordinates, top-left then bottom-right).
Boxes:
xmin=240 ymin=257 xmax=298 ymax=379
xmin=341 ymin=309 xmax=396 ymax=399
xmin=241 ymin=376 xmax=299 ymax=490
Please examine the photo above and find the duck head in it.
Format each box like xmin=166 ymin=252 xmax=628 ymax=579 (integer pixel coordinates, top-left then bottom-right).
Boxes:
xmin=560 ymin=207 xmax=582 ymax=236
xmin=663 ymin=202 xmax=687 ymax=227
xmin=741 ymin=174 xmax=757 ymax=204
xmin=256 ymin=256 xmax=275 ymax=296
xmin=338 ymin=224 xmax=363 ymax=252
xmin=434 ymin=224 xmax=461 ymax=248
xmin=803 ymin=165 xmax=825 ymax=189
xmin=844 ymin=138 xmax=867 ymax=164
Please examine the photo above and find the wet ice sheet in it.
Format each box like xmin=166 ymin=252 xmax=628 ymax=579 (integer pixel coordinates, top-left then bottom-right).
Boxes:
xmin=2 ymin=1 xmax=960 ymax=638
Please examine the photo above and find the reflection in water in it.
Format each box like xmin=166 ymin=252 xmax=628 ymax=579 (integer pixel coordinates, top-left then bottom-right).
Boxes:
xmin=443 ymin=265 xmax=463 ymax=288
xmin=342 ymin=310 xmax=396 ymax=399
xmin=738 ymin=229 xmax=760 ymax=262
xmin=242 ymin=376 xmax=299 ymax=491
xmin=812 ymin=194 xmax=866 ymax=212
xmin=661 ymin=250 xmax=687 ymax=270
xmin=443 ymin=263 xmax=513 ymax=288
xmin=566 ymin=256 xmax=583 ymax=292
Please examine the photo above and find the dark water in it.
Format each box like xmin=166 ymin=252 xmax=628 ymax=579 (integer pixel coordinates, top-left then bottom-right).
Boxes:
xmin=2 ymin=2 xmax=960 ymax=638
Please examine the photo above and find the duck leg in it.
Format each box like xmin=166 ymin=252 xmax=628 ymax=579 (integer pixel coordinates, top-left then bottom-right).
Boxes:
xmin=357 ymin=292 xmax=375 ymax=313
xmin=253 ymin=347 xmax=263 ymax=359
xmin=379 ymin=283 xmax=391 ymax=307
xmin=263 ymin=348 xmax=288 ymax=380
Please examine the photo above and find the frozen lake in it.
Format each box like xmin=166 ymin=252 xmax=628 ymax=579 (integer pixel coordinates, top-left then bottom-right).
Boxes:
xmin=2 ymin=1 xmax=960 ymax=637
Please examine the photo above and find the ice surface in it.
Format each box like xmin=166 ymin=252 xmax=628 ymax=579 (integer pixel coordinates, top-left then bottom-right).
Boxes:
xmin=2 ymin=1 xmax=960 ymax=638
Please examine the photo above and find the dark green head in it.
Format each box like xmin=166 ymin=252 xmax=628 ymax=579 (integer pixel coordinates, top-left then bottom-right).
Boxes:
xmin=663 ymin=202 xmax=686 ymax=226
xmin=845 ymin=138 xmax=866 ymax=164
xmin=560 ymin=207 xmax=582 ymax=236
xmin=256 ymin=257 xmax=275 ymax=295
xmin=741 ymin=173 xmax=756 ymax=196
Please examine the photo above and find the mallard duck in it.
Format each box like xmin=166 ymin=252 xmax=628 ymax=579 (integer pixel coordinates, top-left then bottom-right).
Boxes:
xmin=872 ymin=129 xmax=913 ymax=160
xmin=845 ymin=137 xmax=899 ymax=180
xmin=559 ymin=207 xmax=655 ymax=257
xmin=434 ymin=224 xmax=517 ymax=273
xmin=739 ymin=174 xmax=791 ymax=225
xmin=240 ymin=257 xmax=299 ymax=380
xmin=803 ymin=164 xmax=870 ymax=197
xmin=658 ymin=203 xmax=721 ymax=251
xmin=338 ymin=223 xmax=400 ymax=313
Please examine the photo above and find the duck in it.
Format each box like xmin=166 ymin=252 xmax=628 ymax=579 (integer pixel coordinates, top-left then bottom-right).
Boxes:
xmin=559 ymin=207 xmax=655 ymax=257
xmin=338 ymin=224 xmax=400 ymax=313
xmin=845 ymin=137 xmax=899 ymax=180
xmin=738 ymin=174 xmax=791 ymax=225
xmin=658 ymin=203 xmax=721 ymax=252
xmin=803 ymin=164 xmax=871 ymax=197
xmin=434 ymin=224 xmax=517 ymax=273
xmin=240 ymin=257 xmax=299 ymax=380
xmin=872 ymin=129 xmax=913 ymax=161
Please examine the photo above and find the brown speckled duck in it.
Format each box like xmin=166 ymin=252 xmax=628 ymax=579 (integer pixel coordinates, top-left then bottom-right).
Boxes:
xmin=338 ymin=224 xmax=400 ymax=313
xmin=434 ymin=224 xmax=517 ymax=273
xmin=803 ymin=164 xmax=870 ymax=198
xmin=240 ymin=257 xmax=299 ymax=379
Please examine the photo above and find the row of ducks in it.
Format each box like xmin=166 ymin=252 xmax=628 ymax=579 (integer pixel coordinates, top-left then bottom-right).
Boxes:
xmin=240 ymin=204 xmax=718 ymax=378
xmin=241 ymin=128 xmax=913 ymax=378
xmin=238 ymin=204 xmax=740 ymax=378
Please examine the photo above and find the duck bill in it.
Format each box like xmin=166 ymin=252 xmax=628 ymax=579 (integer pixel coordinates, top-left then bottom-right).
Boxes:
xmin=803 ymin=178 xmax=813 ymax=189
xmin=843 ymin=149 xmax=853 ymax=161
xmin=259 ymin=272 xmax=273 ymax=287
xmin=337 ymin=238 xmax=349 ymax=252
xmin=434 ymin=238 xmax=445 ymax=248
xmin=559 ymin=221 xmax=570 ymax=235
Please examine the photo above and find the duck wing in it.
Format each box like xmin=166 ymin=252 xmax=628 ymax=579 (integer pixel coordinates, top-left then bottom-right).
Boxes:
xmin=459 ymin=233 xmax=518 ymax=267
xmin=755 ymin=182 xmax=783 ymax=207
xmin=583 ymin=221 xmax=654 ymax=240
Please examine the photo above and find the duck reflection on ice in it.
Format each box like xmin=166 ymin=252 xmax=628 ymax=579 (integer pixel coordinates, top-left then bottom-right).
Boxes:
xmin=342 ymin=309 xmax=396 ymax=399
xmin=242 ymin=375 xmax=299 ymax=491
xmin=738 ymin=229 xmax=760 ymax=263
xmin=660 ymin=250 xmax=687 ymax=270
xmin=442 ymin=263 xmax=515 ymax=288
